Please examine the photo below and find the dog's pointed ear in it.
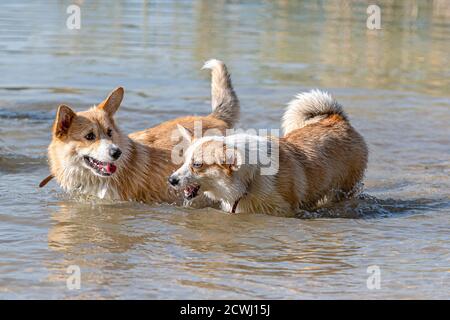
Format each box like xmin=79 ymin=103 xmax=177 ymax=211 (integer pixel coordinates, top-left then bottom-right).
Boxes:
xmin=177 ymin=124 xmax=193 ymax=143
xmin=54 ymin=104 xmax=76 ymax=138
xmin=97 ymin=87 xmax=124 ymax=117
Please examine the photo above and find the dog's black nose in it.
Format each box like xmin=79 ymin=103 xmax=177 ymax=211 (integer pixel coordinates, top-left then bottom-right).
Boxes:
xmin=168 ymin=175 xmax=179 ymax=186
xmin=109 ymin=147 xmax=122 ymax=160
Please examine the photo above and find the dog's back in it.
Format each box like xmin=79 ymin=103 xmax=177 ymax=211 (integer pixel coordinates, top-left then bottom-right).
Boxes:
xmin=280 ymin=90 xmax=368 ymax=207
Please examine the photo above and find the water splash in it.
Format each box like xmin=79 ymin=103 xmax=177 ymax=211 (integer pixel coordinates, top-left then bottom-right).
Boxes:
xmin=296 ymin=193 xmax=448 ymax=219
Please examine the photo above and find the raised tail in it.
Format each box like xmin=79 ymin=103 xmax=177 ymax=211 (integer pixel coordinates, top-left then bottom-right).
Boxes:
xmin=282 ymin=90 xmax=347 ymax=135
xmin=202 ymin=59 xmax=240 ymax=127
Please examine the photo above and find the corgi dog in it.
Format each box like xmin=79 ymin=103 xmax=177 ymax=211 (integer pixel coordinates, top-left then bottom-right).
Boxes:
xmin=169 ymin=90 xmax=368 ymax=215
xmin=43 ymin=59 xmax=240 ymax=204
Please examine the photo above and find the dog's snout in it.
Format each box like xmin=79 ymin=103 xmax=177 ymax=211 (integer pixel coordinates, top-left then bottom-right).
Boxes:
xmin=168 ymin=175 xmax=179 ymax=186
xmin=109 ymin=147 xmax=122 ymax=160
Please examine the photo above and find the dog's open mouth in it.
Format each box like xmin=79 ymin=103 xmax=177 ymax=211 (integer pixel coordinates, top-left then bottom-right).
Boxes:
xmin=83 ymin=156 xmax=117 ymax=176
xmin=184 ymin=184 xmax=200 ymax=200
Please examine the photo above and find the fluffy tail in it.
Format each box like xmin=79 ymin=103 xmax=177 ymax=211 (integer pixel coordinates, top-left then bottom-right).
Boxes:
xmin=202 ymin=59 xmax=240 ymax=127
xmin=282 ymin=90 xmax=347 ymax=135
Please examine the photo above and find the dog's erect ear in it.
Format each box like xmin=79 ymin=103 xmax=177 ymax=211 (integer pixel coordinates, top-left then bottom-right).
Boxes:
xmin=177 ymin=124 xmax=193 ymax=143
xmin=54 ymin=105 xmax=76 ymax=137
xmin=97 ymin=87 xmax=124 ymax=117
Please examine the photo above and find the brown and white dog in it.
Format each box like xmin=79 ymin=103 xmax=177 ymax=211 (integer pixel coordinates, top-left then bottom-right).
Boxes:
xmin=43 ymin=59 xmax=240 ymax=204
xmin=169 ymin=90 xmax=368 ymax=215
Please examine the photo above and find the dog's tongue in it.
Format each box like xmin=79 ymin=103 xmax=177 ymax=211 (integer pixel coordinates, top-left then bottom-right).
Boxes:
xmin=105 ymin=163 xmax=117 ymax=174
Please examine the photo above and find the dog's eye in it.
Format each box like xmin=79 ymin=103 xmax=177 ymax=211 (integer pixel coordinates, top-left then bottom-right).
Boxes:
xmin=192 ymin=162 xmax=203 ymax=169
xmin=107 ymin=129 xmax=113 ymax=137
xmin=85 ymin=132 xmax=96 ymax=141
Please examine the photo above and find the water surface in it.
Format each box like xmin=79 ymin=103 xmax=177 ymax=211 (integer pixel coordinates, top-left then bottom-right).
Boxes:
xmin=0 ymin=0 xmax=449 ymax=299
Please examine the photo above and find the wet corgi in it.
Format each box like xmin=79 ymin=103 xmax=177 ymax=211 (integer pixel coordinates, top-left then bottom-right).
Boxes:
xmin=169 ymin=90 xmax=368 ymax=215
xmin=44 ymin=59 xmax=240 ymax=204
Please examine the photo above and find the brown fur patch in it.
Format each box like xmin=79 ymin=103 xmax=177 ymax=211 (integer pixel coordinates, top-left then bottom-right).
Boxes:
xmin=320 ymin=114 xmax=345 ymax=126
xmin=279 ymin=115 xmax=367 ymax=208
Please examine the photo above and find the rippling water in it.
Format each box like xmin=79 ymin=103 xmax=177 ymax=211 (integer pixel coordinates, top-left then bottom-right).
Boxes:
xmin=0 ymin=0 xmax=449 ymax=299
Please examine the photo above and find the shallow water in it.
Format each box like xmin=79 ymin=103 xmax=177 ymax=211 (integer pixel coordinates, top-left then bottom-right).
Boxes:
xmin=0 ymin=0 xmax=449 ymax=299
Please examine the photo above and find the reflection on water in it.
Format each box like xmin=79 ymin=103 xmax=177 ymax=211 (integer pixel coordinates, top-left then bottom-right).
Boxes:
xmin=1 ymin=1 xmax=450 ymax=97
xmin=42 ymin=197 xmax=448 ymax=299
xmin=0 ymin=0 xmax=449 ymax=299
